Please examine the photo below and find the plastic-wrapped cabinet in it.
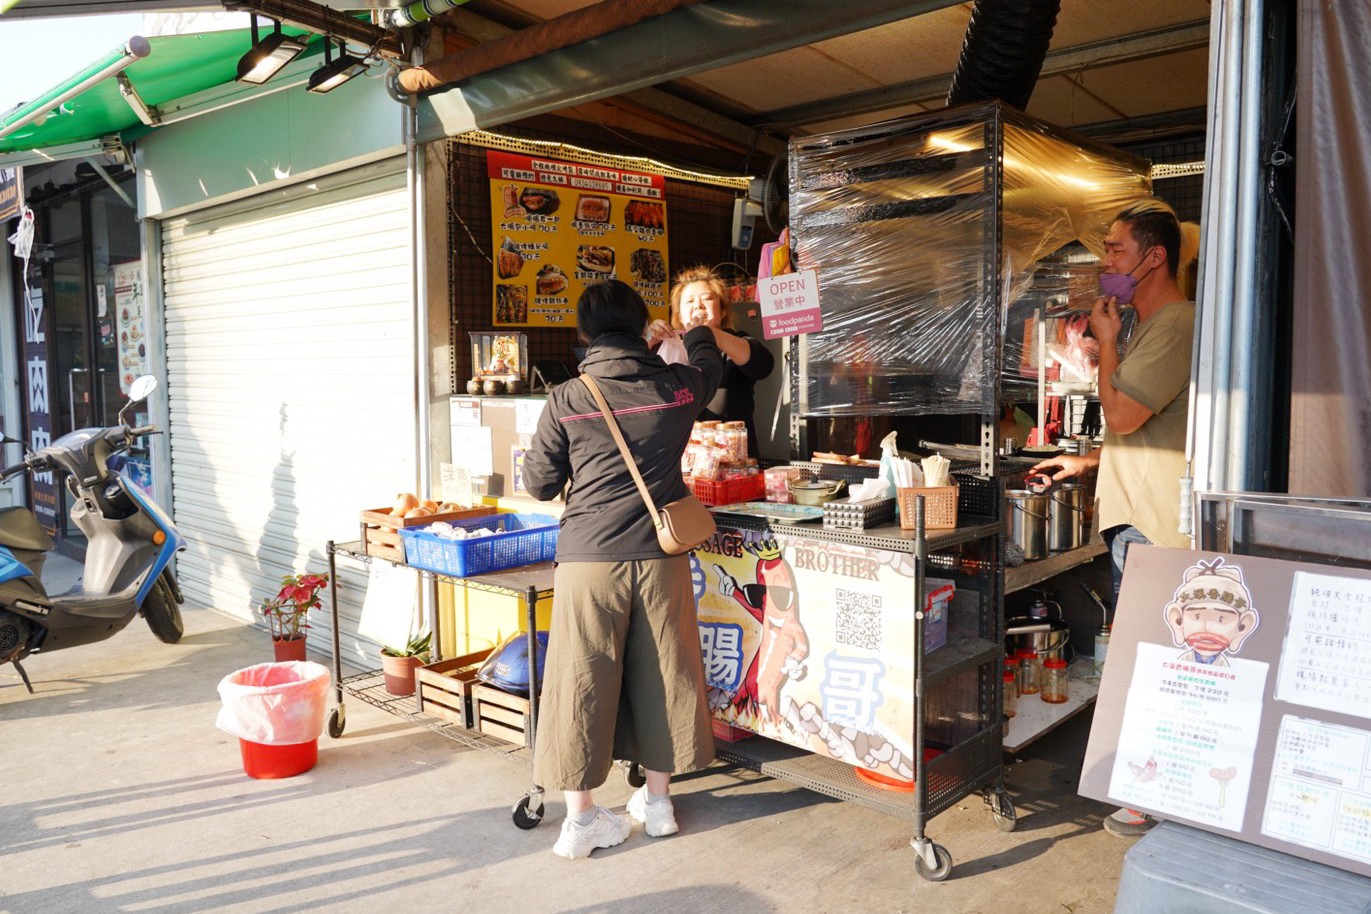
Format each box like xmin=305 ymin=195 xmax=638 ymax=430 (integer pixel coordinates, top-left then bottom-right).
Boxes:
xmin=790 ymin=100 xmax=1151 ymax=417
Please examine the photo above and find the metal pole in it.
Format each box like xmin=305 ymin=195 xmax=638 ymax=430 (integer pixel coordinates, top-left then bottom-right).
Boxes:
xmin=1226 ymin=0 xmax=1265 ymax=491
xmin=0 ymin=38 xmax=151 ymax=141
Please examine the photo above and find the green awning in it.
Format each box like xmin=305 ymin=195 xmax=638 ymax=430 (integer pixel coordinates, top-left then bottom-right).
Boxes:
xmin=0 ymin=27 xmax=318 ymax=156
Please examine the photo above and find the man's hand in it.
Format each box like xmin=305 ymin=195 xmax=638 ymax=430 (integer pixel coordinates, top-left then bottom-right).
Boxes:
xmin=1089 ymin=295 xmax=1124 ymax=349
xmin=1031 ymin=453 xmax=1098 ymax=481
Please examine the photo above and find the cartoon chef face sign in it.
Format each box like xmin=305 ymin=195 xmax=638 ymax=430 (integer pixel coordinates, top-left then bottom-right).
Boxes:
xmin=1164 ymin=557 xmax=1259 ymax=667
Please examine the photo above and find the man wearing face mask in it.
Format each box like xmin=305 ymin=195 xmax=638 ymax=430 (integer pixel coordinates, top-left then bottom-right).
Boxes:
xmin=1031 ymin=197 xmax=1199 ymax=838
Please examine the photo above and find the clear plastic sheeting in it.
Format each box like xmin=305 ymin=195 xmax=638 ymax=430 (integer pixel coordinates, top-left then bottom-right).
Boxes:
xmin=791 ymin=101 xmax=1151 ymax=417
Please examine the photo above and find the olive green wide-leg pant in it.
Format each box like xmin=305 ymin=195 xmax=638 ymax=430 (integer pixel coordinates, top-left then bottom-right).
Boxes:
xmin=532 ymin=556 xmax=714 ymax=792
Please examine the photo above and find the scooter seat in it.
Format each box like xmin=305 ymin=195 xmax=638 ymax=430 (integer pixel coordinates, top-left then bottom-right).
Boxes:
xmin=0 ymin=507 xmax=55 ymax=552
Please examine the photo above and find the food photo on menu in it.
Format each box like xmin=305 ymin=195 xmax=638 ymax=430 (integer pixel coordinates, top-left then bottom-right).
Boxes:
xmin=576 ymin=244 xmax=615 ymax=275
xmin=496 ymin=284 xmax=529 ymax=324
xmin=574 ymin=194 xmax=611 ymax=223
xmin=519 ymin=186 xmax=559 ymax=215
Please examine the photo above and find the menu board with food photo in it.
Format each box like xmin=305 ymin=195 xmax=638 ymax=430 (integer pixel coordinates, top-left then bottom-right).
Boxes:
xmin=113 ymin=260 xmax=150 ymax=395
xmin=488 ymin=150 xmax=669 ymax=327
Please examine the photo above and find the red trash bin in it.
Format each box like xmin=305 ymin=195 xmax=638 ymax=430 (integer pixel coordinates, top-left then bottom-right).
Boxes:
xmin=216 ymin=661 xmax=331 ymax=779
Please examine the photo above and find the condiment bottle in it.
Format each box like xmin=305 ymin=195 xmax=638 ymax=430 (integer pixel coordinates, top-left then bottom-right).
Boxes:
xmin=1094 ymin=624 xmax=1111 ymax=674
xmin=1017 ymin=648 xmax=1041 ymax=695
xmin=1003 ymin=668 xmax=1018 ymax=718
xmin=1041 ymin=658 xmax=1069 ymax=703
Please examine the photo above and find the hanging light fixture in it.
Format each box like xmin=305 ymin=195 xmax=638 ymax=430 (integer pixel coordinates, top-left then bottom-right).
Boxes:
xmin=236 ymin=15 xmax=308 ymax=85
xmin=307 ymin=38 xmax=369 ymax=94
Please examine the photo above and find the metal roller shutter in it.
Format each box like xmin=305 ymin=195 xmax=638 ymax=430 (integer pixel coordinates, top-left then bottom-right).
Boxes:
xmin=161 ymin=160 xmax=416 ymax=667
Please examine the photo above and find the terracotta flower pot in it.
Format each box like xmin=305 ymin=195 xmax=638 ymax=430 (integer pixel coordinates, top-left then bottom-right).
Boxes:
xmin=272 ymin=636 xmax=308 ymax=662
xmin=381 ymin=653 xmax=424 ymax=696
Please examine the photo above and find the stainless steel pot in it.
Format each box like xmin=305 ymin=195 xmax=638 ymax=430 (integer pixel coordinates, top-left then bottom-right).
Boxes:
xmin=786 ymin=478 xmax=845 ymax=506
xmin=1005 ymin=489 xmax=1049 ymax=560
xmin=1005 ymin=618 xmax=1071 ymax=659
xmin=1048 ymin=482 xmax=1085 ymax=552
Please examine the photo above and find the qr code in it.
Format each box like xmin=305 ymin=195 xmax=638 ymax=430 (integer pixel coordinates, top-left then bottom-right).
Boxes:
xmin=835 ymin=588 xmax=882 ymax=650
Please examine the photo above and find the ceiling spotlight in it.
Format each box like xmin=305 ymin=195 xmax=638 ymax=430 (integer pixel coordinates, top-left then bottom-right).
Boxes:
xmin=236 ymin=15 xmax=307 ymax=85
xmin=307 ymin=39 xmax=369 ymax=94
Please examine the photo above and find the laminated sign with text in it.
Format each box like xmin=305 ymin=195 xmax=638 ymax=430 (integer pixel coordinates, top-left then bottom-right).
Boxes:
xmin=693 ymin=525 xmax=920 ymax=782
xmin=488 ymin=150 xmax=669 ymax=327
xmin=1081 ymin=546 xmax=1371 ymax=877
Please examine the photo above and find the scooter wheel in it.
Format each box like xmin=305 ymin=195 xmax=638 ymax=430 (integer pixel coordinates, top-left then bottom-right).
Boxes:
xmin=142 ymin=577 xmax=184 ymax=644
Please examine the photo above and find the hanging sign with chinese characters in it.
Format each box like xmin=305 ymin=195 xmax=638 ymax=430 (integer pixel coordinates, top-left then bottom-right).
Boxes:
xmin=1081 ymin=547 xmax=1371 ymax=878
xmin=693 ymin=522 xmax=922 ymax=782
xmin=757 ymin=268 xmax=824 ymax=339
xmin=487 ymin=150 xmax=669 ymax=327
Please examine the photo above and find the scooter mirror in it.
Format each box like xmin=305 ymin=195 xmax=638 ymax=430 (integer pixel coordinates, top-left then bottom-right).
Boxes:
xmin=128 ymin=375 xmax=158 ymax=403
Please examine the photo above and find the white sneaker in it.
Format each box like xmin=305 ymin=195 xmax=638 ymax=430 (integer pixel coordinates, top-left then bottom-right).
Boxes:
xmin=552 ymin=807 xmax=631 ymax=859
xmin=626 ymin=786 xmax=679 ymax=837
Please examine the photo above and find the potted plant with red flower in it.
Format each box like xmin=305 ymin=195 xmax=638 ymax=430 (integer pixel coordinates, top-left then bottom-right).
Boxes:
xmin=260 ymin=573 xmax=328 ymax=662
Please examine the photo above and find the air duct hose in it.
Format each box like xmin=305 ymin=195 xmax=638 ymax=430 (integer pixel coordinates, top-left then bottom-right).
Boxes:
xmin=946 ymin=0 xmax=1061 ymax=110
xmin=386 ymin=0 xmax=471 ymax=28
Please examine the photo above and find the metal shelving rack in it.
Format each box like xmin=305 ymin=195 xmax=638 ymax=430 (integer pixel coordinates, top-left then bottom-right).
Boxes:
xmin=324 ymin=540 xmax=555 ymax=827
xmin=711 ymin=476 xmax=1011 ymax=882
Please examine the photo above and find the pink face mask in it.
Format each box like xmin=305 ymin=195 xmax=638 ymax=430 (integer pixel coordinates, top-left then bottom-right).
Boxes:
xmin=1099 ymin=248 xmax=1159 ymax=304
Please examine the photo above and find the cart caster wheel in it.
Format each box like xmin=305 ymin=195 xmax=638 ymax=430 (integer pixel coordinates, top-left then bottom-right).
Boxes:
xmin=992 ymin=793 xmax=1017 ymax=833
xmin=913 ymin=843 xmax=953 ymax=882
xmin=327 ymin=708 xmax=346 ymax=739
xmin=512 ymin=794 xmax=544 ymax=830
xmin=622 ymin=762 xmax=646 ymax=789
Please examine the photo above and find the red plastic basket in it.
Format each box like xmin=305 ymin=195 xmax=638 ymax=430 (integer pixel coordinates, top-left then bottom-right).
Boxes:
xmin=686 ymin=474 xmax=766 ymax=507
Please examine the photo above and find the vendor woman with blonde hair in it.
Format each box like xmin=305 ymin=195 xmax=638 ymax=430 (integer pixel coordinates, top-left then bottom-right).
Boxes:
xmin=651 ymin=265 xmax=775 ymax=457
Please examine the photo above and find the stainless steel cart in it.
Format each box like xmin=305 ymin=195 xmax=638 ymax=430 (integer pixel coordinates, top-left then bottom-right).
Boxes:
xmin=324 ymin=540 xmax=555 ymax=827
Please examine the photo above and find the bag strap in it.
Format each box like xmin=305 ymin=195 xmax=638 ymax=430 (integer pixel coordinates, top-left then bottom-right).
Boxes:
xmin=579 ymin=374 xmax=662 ymax=527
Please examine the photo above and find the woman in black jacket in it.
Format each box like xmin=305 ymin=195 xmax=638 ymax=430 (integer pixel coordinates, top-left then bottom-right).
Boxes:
xmin=522 ymin=279 xmax=724 ymax=859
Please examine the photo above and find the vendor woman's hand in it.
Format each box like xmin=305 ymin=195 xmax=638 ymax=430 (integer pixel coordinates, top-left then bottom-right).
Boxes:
xmin=1031 ymin=453 xmax=1096 ymax=481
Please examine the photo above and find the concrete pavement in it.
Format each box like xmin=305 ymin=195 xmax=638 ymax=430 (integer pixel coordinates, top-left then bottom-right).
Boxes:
xmin=1 ymin=556 xmax=1128 ymax=914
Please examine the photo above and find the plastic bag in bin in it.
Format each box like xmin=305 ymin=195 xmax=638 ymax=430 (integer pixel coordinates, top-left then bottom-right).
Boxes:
xmin=215 ymin=661 xmax=331 ymax=746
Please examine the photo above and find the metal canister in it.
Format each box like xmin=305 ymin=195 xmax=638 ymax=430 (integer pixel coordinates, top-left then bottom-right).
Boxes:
xmin=1048 ymin=482 xmax=1086 ymax=551
xmin=1005 ymin=489 xmax=1049 ymax=560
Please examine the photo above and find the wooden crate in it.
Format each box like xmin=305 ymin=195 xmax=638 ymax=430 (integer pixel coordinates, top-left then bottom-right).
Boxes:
xmin=360 ymin=504 xmax=496 ymax=562
xmin=414 ymin=649 xmax=492 ymax=729
xmin=473 ymin=683 xmax=532 ymax=748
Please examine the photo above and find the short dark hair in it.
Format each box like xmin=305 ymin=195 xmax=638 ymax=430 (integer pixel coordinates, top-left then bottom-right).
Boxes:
xmin=577 ymin=279 xmax=649 ymax=344
xmin=1115 ymin=199 xmax=1182 ymax=277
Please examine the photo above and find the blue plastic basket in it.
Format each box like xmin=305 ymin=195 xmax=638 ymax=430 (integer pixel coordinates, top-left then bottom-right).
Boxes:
xmin=399 ymin=513 xmax=560 ymax=577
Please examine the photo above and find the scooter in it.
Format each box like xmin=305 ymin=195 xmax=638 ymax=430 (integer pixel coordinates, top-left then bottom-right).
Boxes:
xmin=0 ymin=375 xmax=185 ymax=693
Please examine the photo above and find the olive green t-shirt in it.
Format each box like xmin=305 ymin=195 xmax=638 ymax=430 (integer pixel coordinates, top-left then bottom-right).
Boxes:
xmin=1094 ymin=301 xmax=1195 ymax=548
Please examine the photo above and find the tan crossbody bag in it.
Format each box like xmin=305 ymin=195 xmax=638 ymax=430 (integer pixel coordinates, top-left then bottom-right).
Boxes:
xmin=580 ymin=374 xmax=716 ymax=555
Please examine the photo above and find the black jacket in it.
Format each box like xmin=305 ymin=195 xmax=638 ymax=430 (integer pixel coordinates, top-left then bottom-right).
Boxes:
xmin=523 ymin=328 xmax=723 ymax=562
xmin=698 ymin=330 xmax=774 ymax=458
